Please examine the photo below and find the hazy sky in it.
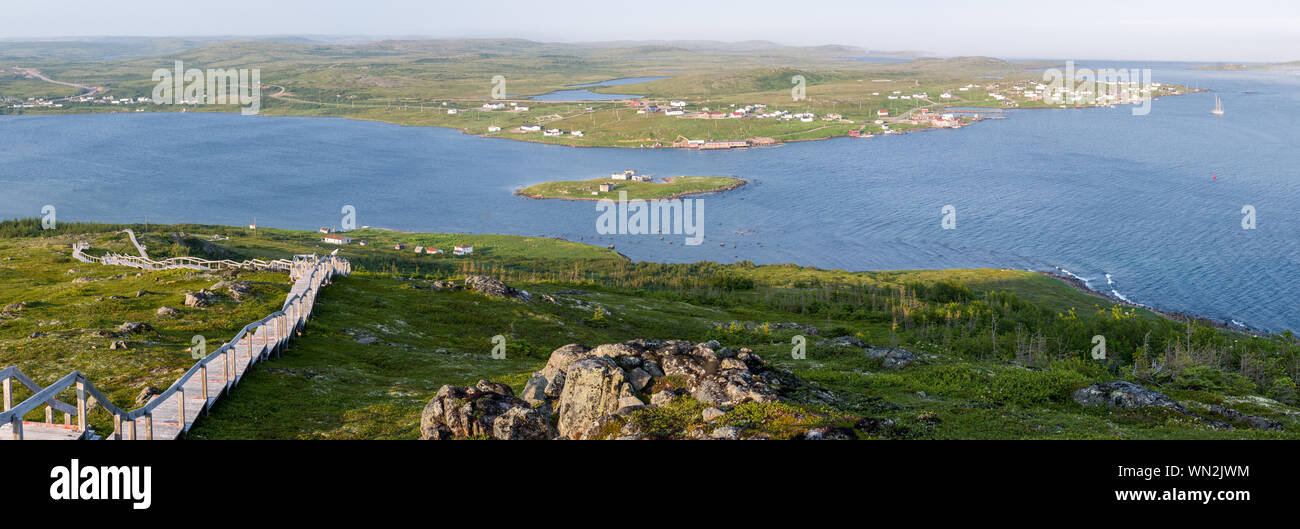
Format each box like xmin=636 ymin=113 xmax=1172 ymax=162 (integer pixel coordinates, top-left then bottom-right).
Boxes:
xmin=1 ymin=0 xmax=1297 ymax=62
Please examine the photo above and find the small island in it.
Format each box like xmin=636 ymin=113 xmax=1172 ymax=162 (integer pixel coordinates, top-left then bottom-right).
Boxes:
xmin=517 ymin=172 xmax=746 ymax=201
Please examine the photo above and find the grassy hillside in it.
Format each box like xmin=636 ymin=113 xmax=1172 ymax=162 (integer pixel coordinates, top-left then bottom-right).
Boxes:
xmin=1 ymin=38 xmax=1192 ymax=147
xmin=2 ymin=219 xmax=1295 ymax=439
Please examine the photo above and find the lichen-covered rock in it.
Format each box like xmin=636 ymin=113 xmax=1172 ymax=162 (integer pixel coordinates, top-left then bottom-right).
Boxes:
xmin=184 ymin=290 xmax=213 ymax=308
xmin=118 ymin=321 xmax=154 ymax=335
xmin=864 ymin=347 xmax=918 ymax=369
xmin=817 ymin=336 xmax=918 ymax=369
xmin=464 ymin=276 xmax=531 ymax=301
xmin=211 ymin=281 xmax=253 ymax=301
xmin=1072 ymin=381 xmax=1188 ymax=413
xmin=817 ymin=336 xmax=868 ymax=348
xmin=422 ymin=339 xmax=812 ymax=440
xmin=492 ymin=406 xmax=555 ymax=440
xmin=1207 ymin=404 xmax=1283 ymax=431
xmin=557 ymin=357 xmax=631 ymax=439
xmin=156 ymin=306 xmax=181 ymax=318
xmin=420 ymin=380 xmax=533 ymax=440
xmin=135 ymin=386 xmax=161 ymax=406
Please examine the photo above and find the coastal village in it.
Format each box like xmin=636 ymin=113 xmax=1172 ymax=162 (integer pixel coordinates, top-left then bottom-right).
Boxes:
xmin=3 ymin=64 xmax=1194 ymax=149
xmin=439 ymin=74 xmax=1193 ymax=149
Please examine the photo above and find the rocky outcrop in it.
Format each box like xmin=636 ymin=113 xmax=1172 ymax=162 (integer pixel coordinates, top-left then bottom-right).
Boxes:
xmin=1072 ymin=381 xmax=1188 ymax=413
xmin=817 ymin=336 xmax=919 ymax=369
xmin=135 ymin=386 xmax=161 ymax=406
xmin=526 ymin=339 xmax=782 ymax=414
xmin=156 ymin=306 xmax=181 ymax=318
xmin=423 ymin=339 xmax=801 ymax=440
xmin=1207 ymin=404 xmax=1284 ymax=431
xmin=464 ymin=276 xmax=531 ymax=301
xmin=556 ymin=356 xmax=638 ymax=439
xmin=211 ymin=281 xmax=253 ymax=301
xmin=420 ymin=380 xmax=553 ymax=440
xmin=1074 ymin=381 xmax=1286 ymax=431
xmin=864 ymin=347 xmax=919 ymax=369
xmin=118 ymin=321 xmax=154 ymax=335
xmin=817 ymin=336 xmax=867 ymax=348
xmin=184 ymin=290 xmax=214 ymax=308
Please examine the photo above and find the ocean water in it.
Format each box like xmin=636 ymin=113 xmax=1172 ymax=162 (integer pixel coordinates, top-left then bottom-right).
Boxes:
xmin=1 ymin=61 xmax=1297 ymax=331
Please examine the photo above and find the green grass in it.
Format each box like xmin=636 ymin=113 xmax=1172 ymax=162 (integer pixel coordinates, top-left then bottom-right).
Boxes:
xmin=4 ymin=219 xmax=1297 ymax=440
xmin=518 ymin=176 xmax=745 ymax=201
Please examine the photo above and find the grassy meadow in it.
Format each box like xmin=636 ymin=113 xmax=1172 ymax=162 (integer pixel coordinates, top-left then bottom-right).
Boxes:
xmin=2 ymin=219 xmax=1296 ymax=439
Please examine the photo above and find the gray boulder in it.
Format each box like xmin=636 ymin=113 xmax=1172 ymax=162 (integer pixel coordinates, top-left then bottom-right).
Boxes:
xmin=556 ymin=357 xmax=631 ymax=439
xmin=817 ymin=336 xmax=868 ymax=348
xmin=135 ymin=386 xmax=161 ymax=406
xmin=464 ymin=276 xmax=531 ymax=302
xmin=1207 ymin=404 xmax=1283 ymax=431
xmin=1072 ymin=381 xmax=1188 ymax=413
xmin=865 ymin=347 xmax=919 ymax=369
xmin=492 ymin=406 xmax=555 ymax=440
xmin=184 ymin=290 xmax=213 ymax=308
xmin=420 ymin=380 xmax=534 ymax=440
xmin=211 ymin=281 xmax=253 ymax=301
xmin=118 ymin=321 xmax=154 ymax=335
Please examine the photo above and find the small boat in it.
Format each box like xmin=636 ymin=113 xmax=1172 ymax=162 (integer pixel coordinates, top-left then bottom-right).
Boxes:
xmin=1211 ymin=94 xmax=1224 ymax=115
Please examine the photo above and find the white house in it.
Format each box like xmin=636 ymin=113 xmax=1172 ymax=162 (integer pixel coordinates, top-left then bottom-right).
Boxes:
xmin=669 ymin=100 xmax=686 ymax=107
xmin=520 ymin=125 xmax=541 ymax=132
xmin=322 ymin=234 xmax=351 ymax=245
xmin=447 ymin=109 xmax=459 ymax=114
xmin=487 ymin=126 xmax=502 ymax=132
xmin=454 ymin=245 xmax=473 ymax=256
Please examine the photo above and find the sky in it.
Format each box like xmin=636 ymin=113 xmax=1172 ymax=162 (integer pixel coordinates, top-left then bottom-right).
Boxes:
xmin=1 ymin=0 xmax=1297 ymax=62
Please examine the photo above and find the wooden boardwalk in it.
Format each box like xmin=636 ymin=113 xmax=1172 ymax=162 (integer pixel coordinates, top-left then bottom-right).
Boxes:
xmin=1 ymin=236 xmax=349 ymax=440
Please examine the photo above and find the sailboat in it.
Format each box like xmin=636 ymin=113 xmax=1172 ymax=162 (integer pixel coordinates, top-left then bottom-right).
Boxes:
xmin=1211 ymin=94 xmax=1224 ymax=115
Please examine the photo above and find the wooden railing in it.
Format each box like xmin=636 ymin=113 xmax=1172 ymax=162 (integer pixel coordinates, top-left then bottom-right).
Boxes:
xmin=71 ymin=229 xmax=296 ymax=272
xmin=1 ymin=245 xmax=350 ymax=440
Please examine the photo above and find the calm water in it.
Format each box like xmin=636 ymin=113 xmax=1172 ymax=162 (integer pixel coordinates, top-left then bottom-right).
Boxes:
xmin=1 ymin=62 xmax=1297 ymax=331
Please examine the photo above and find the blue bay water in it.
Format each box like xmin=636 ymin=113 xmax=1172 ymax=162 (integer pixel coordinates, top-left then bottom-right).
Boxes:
xmin=0 ymin=62 xmax=1297 ymax=331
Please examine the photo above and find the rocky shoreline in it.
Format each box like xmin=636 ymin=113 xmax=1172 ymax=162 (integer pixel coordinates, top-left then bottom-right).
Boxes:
xmin=1039 ymin=270 xmax=1262 ymax=336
